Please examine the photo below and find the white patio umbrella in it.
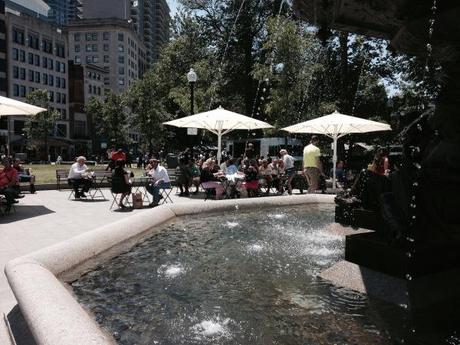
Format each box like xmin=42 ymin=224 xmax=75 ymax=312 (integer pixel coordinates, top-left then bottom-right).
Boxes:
xmin=163 ymin=106 xmax=274 ymax=164
xmin=0 ymin=96 xmax=46 ymax=154
xmin=282 ymin=110 xmax=391 ymax=189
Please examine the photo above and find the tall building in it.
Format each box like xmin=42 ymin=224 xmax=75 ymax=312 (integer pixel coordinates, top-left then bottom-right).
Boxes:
xmin=0 ymin=0 xmax=7 ymax=96
xmin=81 ymin=0 xmax=130 ymax=20
xmin=81 ymin=0 xmax=170 ymax=65
xmin=65 ymin=18 xmax=146 ymax=94
xmin=68 ymin=61 xmax=107 ymax=155
xmin=5 ymin=0 xmax=49 ymax=19
xmin=141 ymin=0 xmax=171 ymax=65
xmin=44 ymin=0 xmax=82 ymax=26
xmin=6 ymin=11 xmax=70 ymax=158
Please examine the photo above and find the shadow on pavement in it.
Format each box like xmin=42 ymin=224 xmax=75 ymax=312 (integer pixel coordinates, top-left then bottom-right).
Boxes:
xmin=0 ymin=206 xmax=55 ymax=224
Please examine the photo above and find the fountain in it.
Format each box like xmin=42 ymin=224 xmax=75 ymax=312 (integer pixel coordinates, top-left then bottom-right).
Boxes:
xmin=293 ymin=0 xmax=460 ymax=339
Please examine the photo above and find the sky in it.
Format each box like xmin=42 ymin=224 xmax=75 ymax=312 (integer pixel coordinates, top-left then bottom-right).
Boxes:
xmin=167 ymin=0 xmax=179 ymax=16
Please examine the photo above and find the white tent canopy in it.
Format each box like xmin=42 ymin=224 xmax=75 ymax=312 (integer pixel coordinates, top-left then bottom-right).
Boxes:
xmin=0 ymin=96 xmax=46 ymax=155
xmin=282 ymin=110 xmax=391 ymax=189
xmin=163 ymin=106 xmax=274 ymax=164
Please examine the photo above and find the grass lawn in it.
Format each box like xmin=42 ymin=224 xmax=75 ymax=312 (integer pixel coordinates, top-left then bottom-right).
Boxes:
xmin=23 ymin=164 xmax=147 ymax=184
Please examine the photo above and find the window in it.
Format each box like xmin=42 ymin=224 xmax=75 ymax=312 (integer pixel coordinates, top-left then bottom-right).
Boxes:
xmin=42 ymin=56 xmax=47 ymax=68
xmin=118 ymin=56 xmax=124 ymax=63
xmin=14 ymin=120 xmax=25 ymax=135
xmin=75 ymin=56 xmax=81 ymax=63
xmin=19 ymin=50 xmax=25 ymax=62
xmin=97 ymin=87 xmax=101 ymax=95
xmin=48 ymin=90 xmax=54 ymax=102
xmin=42 ymin=39 xmax=53 ymax=54
xmin=118 ymin=77 xmax=124 ymax=85
xmin=29 ymin=87 xmax=35 ymax=94
xmin=20 ymin=85 xmax=26 ymax=97
xmin=103 ymin=44 xmax=109 ymax=51
xmin=13 ymin=84 xmax=19 ymax=96
xmin=13 ymin=29 xmax=25 ymax=45
xmin=103 ymin=32 xmax=109 ymax=40
xmin=19 ymin=68 xmax=25 ymax=80
xmin=85 ymin=44 xmax=98 ymax=52
xmin=62 ymin=78 xmax=66 ymax=89
xmin=49 ymin=75 xmax=54 ymax=86
xmin=86 ymin=55 xmax=91 ymax=63
xmin=28 ymin=34 xmax=39 ymax=49
xmin=103 ymin=55 xmax=109 ymax=63
xmin=56 ymin=44 xmax=65 ymax=58
xmin=43 ymin=73 xmax=48 ymax=85
xmin=12 ymin=48 xmax=18 ymax=61
xmin=75 ymin=45 xmax=80 ymax=52
xmin=28 ymin=70 xmax=34 ymax=82
xmin=56 ymin=77 xmax=61 ymax=88
xmin=13 ymin=66 xmax=19 ymax=79
xmin=61 ymin=109 xmax=67 ymax=120
xmin=55 ymin=124 xmax=66 ymax=137
xmin=34 ymin=54 xmax=40 ymax=66
xmin=74 ymin=121 xmax=86 ymax=137
xmin=28 ymin=52 xmax=34 ymax=64
xmin=92 ymin=56 xmax=99 ymax=63
xmin=48 ymin=59 xmax=53 ymax=70
xmin=118 ymin=67 xmax=125 ymax=75
xmin=56 ymin=92 xmax=61 ymax=103
xmin=118 ymin=44 xmax=124 ymax=52
xmin=74 ymin=33 xmax=80 ymax=41
xmin=118 ymin=33 xmax=124 ymax=41
xmin=62 ymin=93 xmax=66 ymax=104
xmin=88 ymin=84 xmax=92 ymax=94
xmin=85 ymin=32 xmax=98 ymax=41
xmin=35 ymin=71 xmax=40 ymax=83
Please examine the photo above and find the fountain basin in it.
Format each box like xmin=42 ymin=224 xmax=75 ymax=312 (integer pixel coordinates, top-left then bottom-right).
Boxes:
xmin=5 ymin=194 xmax=334 ymax=345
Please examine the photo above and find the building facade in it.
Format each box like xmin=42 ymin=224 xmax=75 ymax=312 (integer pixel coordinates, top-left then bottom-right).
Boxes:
xmin=65 ymin=18 xmax=146 ymax=94
xmin=6 ymin=12 xmax=70 ymax=158
xmin=68 ymin=61 xmax=106 ymax=155
xmin=44 ymin=0 xmax=82 ymax=26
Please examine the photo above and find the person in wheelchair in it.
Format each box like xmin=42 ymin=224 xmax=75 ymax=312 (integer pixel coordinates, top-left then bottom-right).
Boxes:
xmin=111 ymin=159 xmax=132 ymax=209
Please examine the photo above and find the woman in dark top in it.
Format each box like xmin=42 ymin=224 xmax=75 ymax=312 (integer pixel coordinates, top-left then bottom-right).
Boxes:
xmin=111 ymin=159 xmax=132 ymax=208
xmin=244 ymin=160 xmax=259 ymax=197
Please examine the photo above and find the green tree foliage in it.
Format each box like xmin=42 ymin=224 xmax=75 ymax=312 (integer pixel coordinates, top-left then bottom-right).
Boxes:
xmin=24 ymin=89 xmax=60 ymax=160
xmin=85 ymin=92 xmax=129 ymax=148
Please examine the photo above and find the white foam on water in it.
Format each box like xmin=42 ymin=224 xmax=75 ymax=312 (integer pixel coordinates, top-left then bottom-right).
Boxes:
xmin=247 ymin=244 xmax=264 ymax=253
xmin=158 ymin=264 xmax=185 ymax=278
xmin=225 ymin=221 xmax=239 ymax=228
xmin=308 ymin=247 xmax=339 ymax=257
xmin=269 ymin=213 xmax=286 ymax=220
xmin=192 ymin=317 xmax=231 ymax=339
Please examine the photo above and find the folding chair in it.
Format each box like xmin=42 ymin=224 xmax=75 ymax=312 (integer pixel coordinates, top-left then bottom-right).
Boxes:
xmin=159 ymin=185 xmax=173 ymax=204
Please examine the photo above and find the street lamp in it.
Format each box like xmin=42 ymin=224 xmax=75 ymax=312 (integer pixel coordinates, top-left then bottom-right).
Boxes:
xmin=186 ymin=68 xmax=197 ymax=115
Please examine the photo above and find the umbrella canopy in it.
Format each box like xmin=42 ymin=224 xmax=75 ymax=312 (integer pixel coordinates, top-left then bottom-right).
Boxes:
xmin=0 ymin=96 xmax=46 ymax=155
xmin=282 ymin=110 xmax=391 ymax=189
xmin=163 ymin=106 xmax=274 ymax=164
xmin=0 ymin=96 xmax=46 ymax=116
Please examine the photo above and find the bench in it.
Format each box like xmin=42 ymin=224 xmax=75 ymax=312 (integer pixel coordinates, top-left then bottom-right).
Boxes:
xmin=56 ymin=169 xmax=68 ymax=191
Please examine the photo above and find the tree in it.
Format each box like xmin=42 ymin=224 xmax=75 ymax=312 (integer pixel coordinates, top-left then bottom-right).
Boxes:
xmin=24 ymin=89 xmax=60 ymax=161
xmin=85 ymin=92 xmax=130 ymax=149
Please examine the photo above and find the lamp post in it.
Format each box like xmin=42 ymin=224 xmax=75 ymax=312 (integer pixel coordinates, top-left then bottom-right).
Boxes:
xmin=186 ymin=68 xmax=197 ymax=115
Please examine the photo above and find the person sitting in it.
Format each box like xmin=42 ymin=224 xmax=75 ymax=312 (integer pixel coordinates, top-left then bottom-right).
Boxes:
xmin=13 ymin=158 xmax=36 ymax=194
xmin=331 ymin=160 xmax=347 ymax=188
xmin=200 ymin=161 xmax=225 ymax=199
xmin=225 ymin=159 xmax=238 ymax=175
xmin=146 ymin=158 xmax=170 ymax=207
xmin=177 ymin=156 xmax=191 ymax=197
xmin=0 ymin=158 xmax=20 ymax=211
xmin=68 ymin=156 xmax=93 ymax=199
xmin=111 ymin=159 xmax=132 ymax=208
xmin=243 ymin=160 xmax=259 ymax=197
xmin=258 ymin=159 xmax=273 ymax=195
xmin=189 ymin=159 xmax=201 ymax=194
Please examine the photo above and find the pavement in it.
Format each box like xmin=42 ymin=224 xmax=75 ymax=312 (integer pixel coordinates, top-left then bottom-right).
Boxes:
xmin=0 ymin=187 xmax=207 ymax=344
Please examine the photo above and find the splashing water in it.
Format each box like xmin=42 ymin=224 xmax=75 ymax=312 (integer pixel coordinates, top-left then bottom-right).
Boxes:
xmin=226 ymin=221 xmax=239 ymax=228
xmin=191 ymin=318 xmax=232 ymax=338
xmin=158 ymin=264 xmax=185 ymax=278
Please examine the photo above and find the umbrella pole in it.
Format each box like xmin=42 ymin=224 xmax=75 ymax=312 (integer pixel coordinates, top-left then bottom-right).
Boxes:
xmin=332 ymin=133 xmax=338 ymax=190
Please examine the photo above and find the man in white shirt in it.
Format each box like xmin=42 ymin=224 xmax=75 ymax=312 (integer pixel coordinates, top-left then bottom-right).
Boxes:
xmin=280 ymin=149 xmax=295 ymax=195
xmin=146 ymin=158 xmax=171 ymax=207
xmin=68 ymin=156 xmax=92 ymax=198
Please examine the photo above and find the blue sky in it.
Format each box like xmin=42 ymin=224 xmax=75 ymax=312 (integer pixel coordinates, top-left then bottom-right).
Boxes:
xmin=167 ymin=0 xmax=179 ymax=15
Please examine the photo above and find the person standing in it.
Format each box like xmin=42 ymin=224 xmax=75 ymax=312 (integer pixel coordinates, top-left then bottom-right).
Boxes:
xmin=303 ymin=136 xmax=324 ymax=193
xmin=146 ymin=158 xmax=171 ymax=207
xmin=279 ymin=149 xmax=295 ymax=195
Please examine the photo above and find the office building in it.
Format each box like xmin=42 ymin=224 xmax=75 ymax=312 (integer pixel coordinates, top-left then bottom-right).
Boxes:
xmin=68 ymin=61 xmax=107 ymax=155
xmin=6 ymin=11 xmax=70 ymax=157
xmin=66 ymin=18 xmax=146 ymax=93
xmin=44 ymin=0 xmax=82 ymax=26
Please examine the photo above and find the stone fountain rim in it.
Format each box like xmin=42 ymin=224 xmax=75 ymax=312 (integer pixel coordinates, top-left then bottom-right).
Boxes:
xmin=5 ymin=194 xmax=335 ymax=345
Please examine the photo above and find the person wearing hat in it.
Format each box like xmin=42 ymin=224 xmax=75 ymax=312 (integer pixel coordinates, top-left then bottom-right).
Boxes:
xmin=146 ymin=158 xmax=170 ymax=207
xmin=303 ymin=135 xmax=324 ymax=193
